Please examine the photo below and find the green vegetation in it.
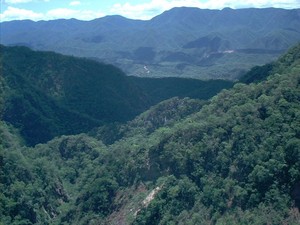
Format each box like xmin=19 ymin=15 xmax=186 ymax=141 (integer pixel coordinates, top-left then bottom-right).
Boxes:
xmin=130 ymin=77 xmax=233 ymax=103
xmin=1 ymin=44 xmax=300 ymax=224
xmin=1 ymin=45 xmax=230 ymax=146
xmin=0 ymin=45 xmax=149 ymax=145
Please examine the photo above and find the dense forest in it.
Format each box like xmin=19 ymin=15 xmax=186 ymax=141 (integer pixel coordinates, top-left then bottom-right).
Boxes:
xmin=0 ymin=45 xmax=231 ymax=146
xmin=1 ymin=43 xmax=300 ymax=225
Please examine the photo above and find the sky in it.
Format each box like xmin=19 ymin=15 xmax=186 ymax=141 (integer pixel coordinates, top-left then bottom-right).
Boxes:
xmin=1 ymin=0 xmax=300 ymax=22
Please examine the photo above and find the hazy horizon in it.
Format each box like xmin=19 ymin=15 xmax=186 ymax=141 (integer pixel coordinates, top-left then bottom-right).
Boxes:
xmin=1 ymin=0 xmax=300 ymax=22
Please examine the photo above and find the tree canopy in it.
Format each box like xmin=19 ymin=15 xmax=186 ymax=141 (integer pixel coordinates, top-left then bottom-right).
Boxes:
xmin=1 ymin=43 xmax=300 ymax=224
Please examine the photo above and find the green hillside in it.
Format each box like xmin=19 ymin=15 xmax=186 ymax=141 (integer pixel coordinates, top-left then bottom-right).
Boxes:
xmin=0 ymin=45 xmax=150 ymax=145
xmin=130 ymin=77 xmax=233 ymax=103
xmin=0 ymin=45 xmax=231 ymax=146
xmin=1 ymin=43 xmax=300 ymax=224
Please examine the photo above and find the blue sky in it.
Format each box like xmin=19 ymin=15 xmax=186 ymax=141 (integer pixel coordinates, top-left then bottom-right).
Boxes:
xmin=1 ymin=0 xmax=300 ymax=21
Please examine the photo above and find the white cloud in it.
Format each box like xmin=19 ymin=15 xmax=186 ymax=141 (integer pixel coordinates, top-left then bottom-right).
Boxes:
xmin=110 ymin=0 xmax=300 ymax=20
xmin=1 ymin=0 xmax=299 ymax=22
xmin=0 ymin=5 xmax=104 ymax=21
xmin=69 ymin=1 xmax=80 ymax=6
xmin=0 ymin=6 xmax=43 ymax=21
xmin=47 ymin=8 xmax=77 ymax=18
xmin=46 ymin=8 xmax=104 ymax=20
xmin=200 ymin=0 xmax=300 ymax=9
xmin=110 ymin=0 xmax=175 ymax=20
xmin=3 ymin=0 xmax=49 ymax=3
xmin=4 ymin=0 xmax=33 ymax=3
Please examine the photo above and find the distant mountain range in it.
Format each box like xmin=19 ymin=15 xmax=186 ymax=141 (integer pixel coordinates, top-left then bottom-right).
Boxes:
xmin=1 ymin=7 xmax=300 ymax=79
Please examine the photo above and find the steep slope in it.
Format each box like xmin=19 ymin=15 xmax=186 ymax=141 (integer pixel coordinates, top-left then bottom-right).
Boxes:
xmin=1 ymin=44 xmax=299 ymax=224
xmin=130 ymin=76 xmax=233 ymax=103
xmin=0 ymin=45 xmax=150 ymax=145
xmin=1 ymin=7 xmax=300 ymax=79
xmin=107 ymin=43 xmax=300 ymax=224
xmin=0 ymin=45 xmax=232 ymax=145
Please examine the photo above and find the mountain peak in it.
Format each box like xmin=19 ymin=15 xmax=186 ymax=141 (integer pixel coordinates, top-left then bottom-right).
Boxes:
xmin=1 ymin=7 xmax=300 ymax=79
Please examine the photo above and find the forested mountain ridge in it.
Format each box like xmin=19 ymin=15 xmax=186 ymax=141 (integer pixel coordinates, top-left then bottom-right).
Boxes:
xmin=0 ymin=45 xmax=231 ymax=145
xmin=1 ymin=7 xmax=300 ymax=79
xmin=0 ymin=45 xmax=150 ymax=145
xmin=1 ymin=43 xmax=300 ymax=224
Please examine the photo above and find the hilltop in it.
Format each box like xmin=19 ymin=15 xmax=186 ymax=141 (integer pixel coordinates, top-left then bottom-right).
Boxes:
xmin=1 ymin=7 xmax=300 ymax=79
